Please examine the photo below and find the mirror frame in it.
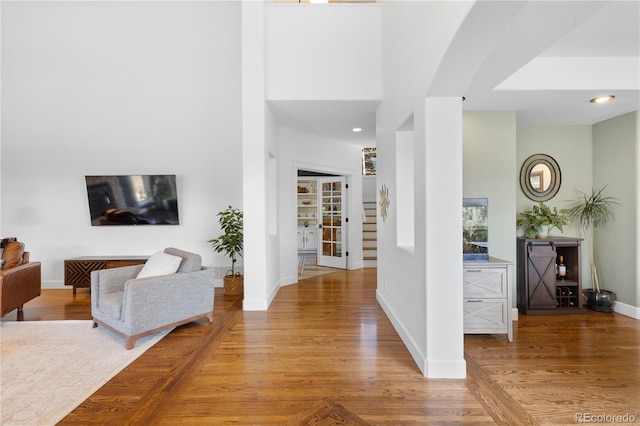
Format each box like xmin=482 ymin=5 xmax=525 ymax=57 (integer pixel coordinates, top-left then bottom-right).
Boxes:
xmin=520 ymin=153 xmax=561 ymax=202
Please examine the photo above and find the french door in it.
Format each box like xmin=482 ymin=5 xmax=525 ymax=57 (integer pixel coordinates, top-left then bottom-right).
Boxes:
xmin=317 ymin=177 xmax=347 ymax=269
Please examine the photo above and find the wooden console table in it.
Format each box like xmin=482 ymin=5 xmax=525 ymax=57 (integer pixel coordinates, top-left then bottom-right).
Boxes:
xmin=64 ymin=256 xmax=149 ymax=294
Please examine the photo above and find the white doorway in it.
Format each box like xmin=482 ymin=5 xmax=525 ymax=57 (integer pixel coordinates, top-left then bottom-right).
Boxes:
xmin=317 ymin=176 xmax=347 ymax=269
xmin=296 ymin=171 xmax=349 ymax=277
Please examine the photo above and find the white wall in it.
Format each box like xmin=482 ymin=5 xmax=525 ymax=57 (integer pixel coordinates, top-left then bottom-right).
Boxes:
xmin=242 ymin=1 xmax=281 ymax=311
xmin=264 ymin=3 xmax=379 ymax=294
xmin=264 ymin=104 xmax=282 ymax=307
xmin=376 ymin=1 xmax=473 ymax=378
xmin=463 ymin=112 xmax=517 ymax=301
xmin=593 ymin=112 xmax=638 ymax=310
xmin=423 ymin=98 xmax=465 ymax=378
xmin=515 ymin=119 xmax=640 ymax=316
xmin=1 ymin=2 xmax=243 ymax=287
xmin=363 ymin=176 xmax=377 ymax=201
xmin=265 ymin=3 xmax=381 ymax=101
xmin=277 ymin=127 xmax=363 ymax=286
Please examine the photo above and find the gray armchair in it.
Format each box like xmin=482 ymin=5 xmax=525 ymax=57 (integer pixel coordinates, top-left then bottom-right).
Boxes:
xmin=91 ymin=248 xmax=215 ymax=349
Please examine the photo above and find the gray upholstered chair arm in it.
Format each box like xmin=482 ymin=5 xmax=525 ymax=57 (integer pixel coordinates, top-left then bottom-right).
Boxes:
xmin=92 ymin=265 xmax=144 ymax=294
xmin=121 ymin=268 xmax=216 ymax=333
xmin=91 ymin=265 xmax=144 ymax=317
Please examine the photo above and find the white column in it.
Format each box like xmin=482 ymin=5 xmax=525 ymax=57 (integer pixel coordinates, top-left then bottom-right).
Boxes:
xmin=423 ymin=97 xmax=466 ymax=378
xmin=241 ymin=0 xmax=269 ymax=310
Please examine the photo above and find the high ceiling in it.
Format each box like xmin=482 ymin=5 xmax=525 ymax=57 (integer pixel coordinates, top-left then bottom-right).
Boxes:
xmin=270 ymin=1 xmax=639 ymax=146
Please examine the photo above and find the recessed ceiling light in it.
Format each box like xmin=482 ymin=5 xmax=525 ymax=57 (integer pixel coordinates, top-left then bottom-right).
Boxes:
xmin=352 ymin=127 xmax=362 ymax=133
xmin=590 ymin=95 xmax=615 ymax=104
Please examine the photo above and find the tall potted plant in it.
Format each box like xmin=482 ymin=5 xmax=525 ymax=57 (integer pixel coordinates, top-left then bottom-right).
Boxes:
xmin=209 ymin=205 xmax=244 ymax=296
xmin=516 ymin=201 xmax=570 ymax=238
xmin=564 ymin=187 xmax=620 ymax=312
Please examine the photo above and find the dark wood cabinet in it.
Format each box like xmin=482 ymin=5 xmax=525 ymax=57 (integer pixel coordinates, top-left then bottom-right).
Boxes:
xmin=64 ymin=256 xmax=148 ymax=294
xmin=517 ymin=237 xmax=584 ymax=315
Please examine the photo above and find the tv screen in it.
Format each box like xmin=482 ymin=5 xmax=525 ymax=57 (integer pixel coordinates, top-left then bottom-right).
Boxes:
xmin=85 ymin=175 xmax=179 ymax=225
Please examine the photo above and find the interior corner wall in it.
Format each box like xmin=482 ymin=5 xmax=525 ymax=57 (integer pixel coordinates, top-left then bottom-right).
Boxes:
xmin=516 ymin=125 xmax=594 ymax=290
xmin=264 ymin=104 xmax=282 ymax=306
xmin=463 ymin=112 xmax=517 ymax=296
xmin=1 ymin=2 xmax=243 ymax=287
xmin=593 ymin=112 xmax=638 ymax=310
xmin=376 ymin=1 xmax=474 ymax=378
xmin=277 ymin=127 xmax=364 ymax=287
xmin=265 ymin=106 xmax=282 ymax=301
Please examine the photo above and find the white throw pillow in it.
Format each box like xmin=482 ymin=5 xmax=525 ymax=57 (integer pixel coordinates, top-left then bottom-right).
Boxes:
xmin=136 ymin=251 xmax=182 ymax=279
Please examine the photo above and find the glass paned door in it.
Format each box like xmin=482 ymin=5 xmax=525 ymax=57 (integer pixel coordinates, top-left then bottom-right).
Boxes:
xmin=317 ymin=177 xmax=347 ymax=269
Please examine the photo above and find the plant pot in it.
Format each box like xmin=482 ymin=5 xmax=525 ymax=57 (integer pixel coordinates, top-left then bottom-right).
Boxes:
xmin=224 ymin=273 xmax=243 ymax=296
xmin=583 ymin=289 xmax=616 ymax=312
xmin=536 ymin=225 xmax=549 ymax=239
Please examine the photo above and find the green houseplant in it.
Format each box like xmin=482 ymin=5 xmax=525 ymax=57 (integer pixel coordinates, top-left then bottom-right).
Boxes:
xmin=564 ymin=187 xmax=620 ymax=312
xmin=209 ymin=205 xmax=244 ymax=296
xmin=516 ymin=201 xmax=570 ymax=238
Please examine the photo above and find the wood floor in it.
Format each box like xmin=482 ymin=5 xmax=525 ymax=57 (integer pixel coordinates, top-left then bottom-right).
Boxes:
xmin=3 ymin=268 xmax=639 ymax=425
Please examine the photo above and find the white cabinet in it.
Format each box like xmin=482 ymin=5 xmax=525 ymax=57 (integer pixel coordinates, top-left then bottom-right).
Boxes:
xmin=298 ymin=229 xmax=317 ymax=252
xmin=297 ymin=179 xmax=318 ymax=229
xmin=297 ymin=178 xmax=318 ymax=255
xmin=463 ymin=257 xmax=513 ymax=342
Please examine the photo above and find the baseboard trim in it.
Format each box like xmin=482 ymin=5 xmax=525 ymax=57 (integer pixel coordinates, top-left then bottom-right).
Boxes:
xmin=41 ymin=280 xmax=65 ymax=289
xmin=377 ymin=290 xmax=467 ymax=378
xmin=613 ymin=300 xmax=640 ymax=319
xmin=376 ymin=290 xmax=427 ymax=376
xmin=279 ymin=274 xmax=298 ymax=287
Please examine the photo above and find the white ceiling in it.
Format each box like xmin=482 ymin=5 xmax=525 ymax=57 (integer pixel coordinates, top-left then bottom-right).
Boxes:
xmin=270 ymin=1 xmax=639 ymax=146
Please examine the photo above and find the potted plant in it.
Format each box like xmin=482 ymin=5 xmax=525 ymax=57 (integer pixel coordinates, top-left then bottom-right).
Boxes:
xmin=564 ymin=187 xmax=620 ymax=312
xmin=516 ymin=201 xmax=570 ymax=238
xmin=209 ymin=205 xmax=244 ymax=296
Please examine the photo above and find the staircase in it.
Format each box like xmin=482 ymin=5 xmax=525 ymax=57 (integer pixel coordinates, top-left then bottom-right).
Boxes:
xmin=362 ymin=200 xmax=377 ymax=267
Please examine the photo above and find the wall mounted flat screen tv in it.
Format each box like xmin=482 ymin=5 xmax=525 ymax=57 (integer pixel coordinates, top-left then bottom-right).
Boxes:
xmin=85 ymin=175 xmax=179 ymax=226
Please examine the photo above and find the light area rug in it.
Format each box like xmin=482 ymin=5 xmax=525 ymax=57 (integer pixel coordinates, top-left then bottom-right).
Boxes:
xmin=299 ymin=265 xmax=341 ymax=280
xmin=0 ymin=320 xmax=171 ymax=426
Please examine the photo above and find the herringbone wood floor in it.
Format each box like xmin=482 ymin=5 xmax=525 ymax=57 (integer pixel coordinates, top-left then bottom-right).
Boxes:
xmin=3 ymin=268 xmax=639 ymax=425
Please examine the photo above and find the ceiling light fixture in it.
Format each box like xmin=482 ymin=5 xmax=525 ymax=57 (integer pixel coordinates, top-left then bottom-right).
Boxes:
xmin=352 ymin=127 xmax=362 ymax=133
xmin=590 ymin=95 xmax=615 ymax=104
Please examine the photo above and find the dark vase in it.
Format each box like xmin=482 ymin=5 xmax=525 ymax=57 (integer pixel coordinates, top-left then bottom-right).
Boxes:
xmin=583 ymin=289 xmax=616 ymax=313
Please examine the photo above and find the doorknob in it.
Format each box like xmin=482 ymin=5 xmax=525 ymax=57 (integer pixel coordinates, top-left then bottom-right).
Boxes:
xmin=318 ymin=224 xmax=323 ymax=229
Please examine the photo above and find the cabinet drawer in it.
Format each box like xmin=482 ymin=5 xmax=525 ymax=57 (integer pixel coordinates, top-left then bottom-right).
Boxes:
xmin=463 ymin=299 xmax=508 ymax=333
xmin=64 ymin=260 xmax=107 ymax=285
xmin=463 ymin=268 xmax=506 ymax=298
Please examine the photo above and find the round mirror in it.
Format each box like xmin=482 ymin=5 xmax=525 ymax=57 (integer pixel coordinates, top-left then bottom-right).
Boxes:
xmin=520 ymin=154 xmax=561 ymax=201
